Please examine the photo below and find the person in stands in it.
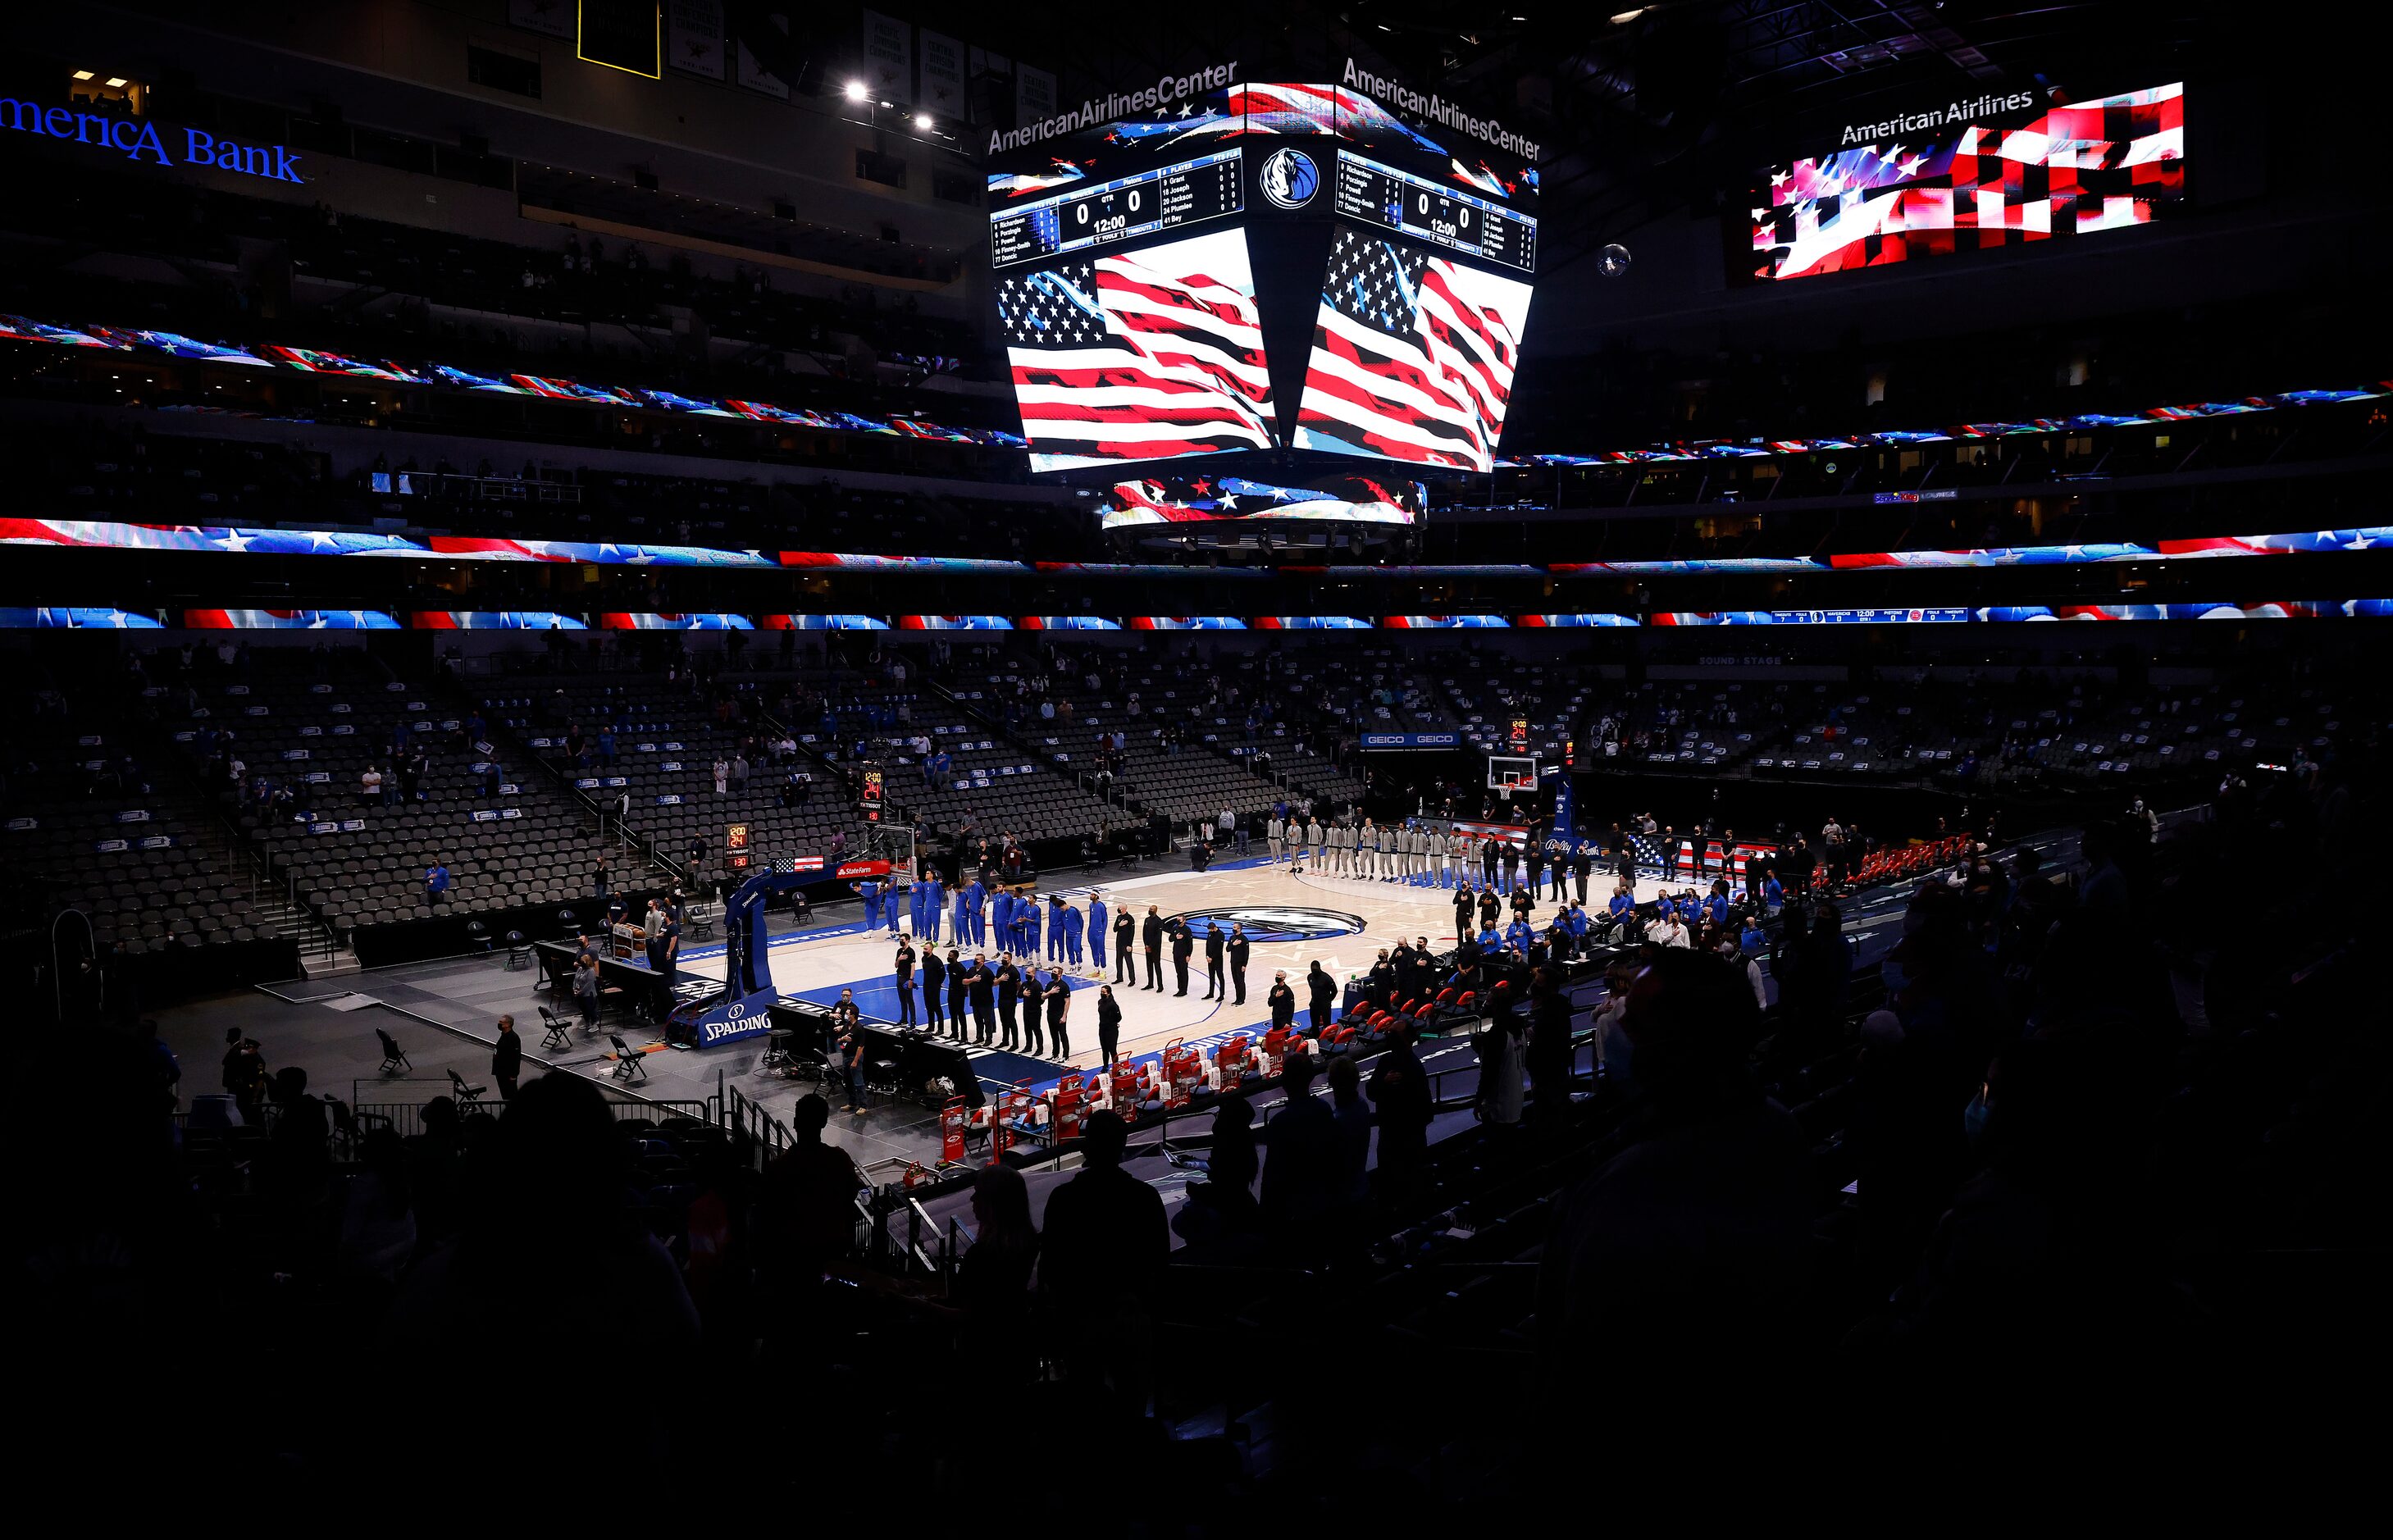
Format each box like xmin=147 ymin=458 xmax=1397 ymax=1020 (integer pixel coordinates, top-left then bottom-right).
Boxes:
xmin=1536 ymin=947 xmax=1812 ymax=1390
xmin=1039 ymin=1112 xmax=1167 ymax=1395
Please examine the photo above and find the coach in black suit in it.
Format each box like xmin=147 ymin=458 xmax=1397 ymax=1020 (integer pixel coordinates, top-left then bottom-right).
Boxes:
xmin=1201 ymin=922 xmax=1226 ymax=1000
xmin=1114 ymin=909 xmax=1137 ymax=984
xmin=1172 ymin=921 xmax=1195 ymax=996
xmin=1226 ymin=923 xmax=1251 ymax=1005
xmin=1142 ymin=905 xmax=1166 ymax=991
xmin=918 ymin=946 xmax=946 ymax=1035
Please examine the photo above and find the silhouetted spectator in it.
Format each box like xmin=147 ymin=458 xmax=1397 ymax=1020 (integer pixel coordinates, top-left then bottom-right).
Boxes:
xmin=386 ymin=1073 xmax=700 ymax=1371
xmin=758 ymin=1094 xmax=864 ymax=1298
xmin=1537 ymin=947 xmax=1812 ymax=1389
xmin=1259 ymin=1054 xmax=1341 ymax=1258
xmin=1039 ymin=1109 xmax=1167 ymax=1328
xmin=951 ymin=1164 xmax=1039 ymax=1383
xmin=1175 ymin=1095 xmax=1260 ymax=1254
xmin=1367 ymin=1023 xmax=1434 ymax=1208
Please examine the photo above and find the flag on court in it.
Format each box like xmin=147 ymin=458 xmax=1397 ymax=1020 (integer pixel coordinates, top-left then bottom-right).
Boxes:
xmin=1294 ymin=227 xmax=1528 ymax=473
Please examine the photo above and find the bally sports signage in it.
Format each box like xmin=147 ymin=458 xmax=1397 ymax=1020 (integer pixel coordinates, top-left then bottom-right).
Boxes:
xmin=2 ymin=99 xmax=304 ymax=183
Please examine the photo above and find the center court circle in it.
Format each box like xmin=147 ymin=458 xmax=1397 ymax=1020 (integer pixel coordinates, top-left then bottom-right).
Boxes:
xmin=1169 ymin=904 xmax=1364 ymax=943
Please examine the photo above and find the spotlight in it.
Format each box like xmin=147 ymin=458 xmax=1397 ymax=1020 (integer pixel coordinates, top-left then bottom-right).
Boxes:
xmin=105 ymin=78 xmax=128 ymax=89
xmin=914 ymin=112 xmax=934 ymax=131
xmin=72 ymin=70 xmax=94 ymax=81
xmin=843 ymin=80 xmax=869 ymax=102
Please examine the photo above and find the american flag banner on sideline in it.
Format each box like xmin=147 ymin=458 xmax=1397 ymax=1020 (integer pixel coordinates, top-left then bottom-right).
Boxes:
xmin=1294 ymin=228 xmax=1530 ymax=473
xmin=1000 ymin=228 xmax=1277 ymax=472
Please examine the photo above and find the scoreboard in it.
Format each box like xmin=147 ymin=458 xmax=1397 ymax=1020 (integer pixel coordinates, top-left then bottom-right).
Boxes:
xmin=990 ymin=148 xmax=1246 ymax=271
xmin=1333 ymin=149 xmax=1538 ymax=274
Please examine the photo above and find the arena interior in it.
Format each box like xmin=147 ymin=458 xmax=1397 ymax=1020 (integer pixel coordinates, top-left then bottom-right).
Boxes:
xmin=7 ymin=0 xmax=2386 ymax=1507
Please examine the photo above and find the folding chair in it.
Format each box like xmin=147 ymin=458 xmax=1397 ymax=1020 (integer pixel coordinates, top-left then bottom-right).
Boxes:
xmin=536 ymin=1005 xmax=573 ymax=1051
xmin=376 ymin=1028 xmax=412 ymax=1077
xmin=448 ymin=1069 xmax=488 ymax=1108
xmin=608 ymin=1034 xmax=649 ymax=1083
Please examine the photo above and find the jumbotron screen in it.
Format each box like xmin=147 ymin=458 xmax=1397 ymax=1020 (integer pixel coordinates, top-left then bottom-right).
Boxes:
xmin=1751 ymin=82 xmax=2185 ymax=282
xmin=987 ymin=81 xmax=1538 ymax=479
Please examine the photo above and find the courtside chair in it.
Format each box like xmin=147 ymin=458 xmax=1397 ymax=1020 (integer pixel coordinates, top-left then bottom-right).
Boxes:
xmin=448 ymin=1069 xmax=488 ymax=1108
xmin=376 ymin=1028 xmax=411 ymax=1076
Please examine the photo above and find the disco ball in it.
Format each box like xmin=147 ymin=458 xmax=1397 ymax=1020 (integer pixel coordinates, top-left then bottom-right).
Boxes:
xmin=1598 ymin=243 xmax=1632 ymax=278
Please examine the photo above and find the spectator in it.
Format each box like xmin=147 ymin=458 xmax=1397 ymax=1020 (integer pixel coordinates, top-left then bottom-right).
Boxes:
xmin=1536 ymin=947 xmax=1812 ymax=1389
xmin=759 ymin=1094 xmax=864 ymax=1299
xmin=1039 ymin=1111 xmax=1168 ymax=1392
xmin=1368 ymin=1022 xmax=1434 ymax=1206
xmin=386 ymin=1073 xmax=700 ymax=1369
xmin=220 ymin=1027 xmax=267 ymax=1123
xmin=1259 ymin=1054 xmax=1340 ymax=1258
xmin=1526 ymin=968 xmax=1575 ymax=1142
xmin=950 ymin=1165 xmax=1039 ymax=1382
xmin=1326 ymin=1055 xmax=1372 ymax=1211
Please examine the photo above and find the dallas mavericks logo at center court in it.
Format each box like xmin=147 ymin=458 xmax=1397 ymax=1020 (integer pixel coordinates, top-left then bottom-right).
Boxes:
xmin=1172 ymin=905 xmax=1361 ymax=943
xmin=1260 ymin=148 xmax=1319 ymax=209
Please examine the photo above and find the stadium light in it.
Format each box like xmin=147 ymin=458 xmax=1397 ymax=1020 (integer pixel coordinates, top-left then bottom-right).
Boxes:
xmin=843 ymin=80 xmax=869 ymax=101
xmin=72 ymin=71 xmax=94 ymax=80
xmin=105 ymin=78 xmax=128 ymax=88
xmin=914 ymin=112 xmax=934 ymax=130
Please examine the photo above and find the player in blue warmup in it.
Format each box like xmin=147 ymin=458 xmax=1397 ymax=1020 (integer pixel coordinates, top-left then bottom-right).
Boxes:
xmin=1087 ymin=891 xmax=1108 ymax=977
xmin=920 ymin=869 xmax=944 ymax=944
xmin=1060 ymin=896 xmax=1084 ymax=967
xmin=965 ymin=875 xmax=987 ymax=946
xmin=852 ymin=876 xmax=884 ymax=932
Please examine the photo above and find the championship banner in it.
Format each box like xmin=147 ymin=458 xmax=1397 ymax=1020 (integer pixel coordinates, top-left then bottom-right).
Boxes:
xmin=666 ymin=0 xmax=727 ymax=80
xmin=1015 ymin=64 xmax=1055 ymax=126
xmin=735 ymin=12 xmax=790 ymax=98
xmin=862 ymin=11 xmax=913 ymax=103
xmin=508 ymin=0 xmax=575 ymax=40
xmin=920 ymin=30 xmax=966 ymax=118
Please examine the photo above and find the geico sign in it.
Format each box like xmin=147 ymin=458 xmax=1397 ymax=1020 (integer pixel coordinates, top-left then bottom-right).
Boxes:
xmin=2 ymin=100 xmax=303 ymax=183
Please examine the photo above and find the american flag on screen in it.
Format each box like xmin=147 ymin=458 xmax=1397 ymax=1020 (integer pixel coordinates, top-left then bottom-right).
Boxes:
xmin=1294 ymin=229 xmax=1527 ymax=473
xmin=1753 ymin=83 xmax=2185 ymax=281
xmin=999 ymin=230 xmax=1276 ymax=468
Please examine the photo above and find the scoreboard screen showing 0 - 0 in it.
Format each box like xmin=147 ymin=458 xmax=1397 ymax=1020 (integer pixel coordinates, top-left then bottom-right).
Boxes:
xmin=1486 ymin=754 xmax=1538 ymax=791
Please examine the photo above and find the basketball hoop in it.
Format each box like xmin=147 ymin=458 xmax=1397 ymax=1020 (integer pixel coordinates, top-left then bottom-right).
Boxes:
xmin=1487 ymin=754 xmax=1538 ymax=801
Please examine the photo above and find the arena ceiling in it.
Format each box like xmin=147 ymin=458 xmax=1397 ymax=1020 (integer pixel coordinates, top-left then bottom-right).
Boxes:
xmin=936 ymin=0 xmax=2210 ymax=280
